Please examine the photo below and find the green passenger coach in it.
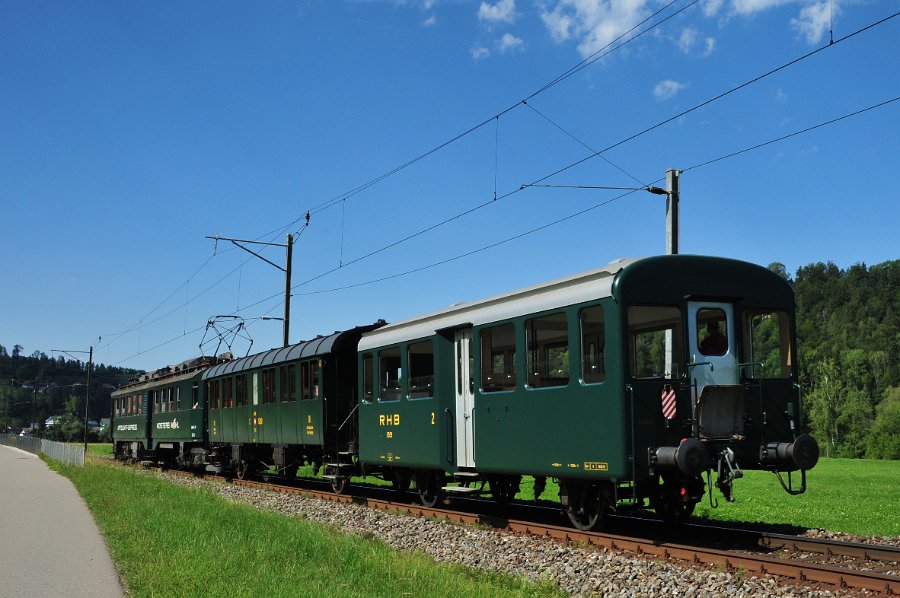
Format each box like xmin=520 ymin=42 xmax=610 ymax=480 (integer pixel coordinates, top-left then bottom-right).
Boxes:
xmin=202 ymin=323 xmax=383 ymax=482
xmin=356 ymin=255 xmax=818 ymax=529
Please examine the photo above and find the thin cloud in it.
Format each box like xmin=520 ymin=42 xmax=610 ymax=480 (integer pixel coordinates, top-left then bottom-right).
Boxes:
xmin=471 ymin=46 xmax=491 ymax=60
xmin=499 ymin=32 xmax=524 ymax=52
xmin=791 ymin=1 xmax=837 ymax=44
xmin=653 ymin=79 xmax=686 ymax=101
xmin=423 ymin=14 xmax=437 ymax=27
xmin=478 ymin=0 xmax=517 ymax=24
xmin=540 ymin=0 xmax=650 ymax=59
xmin=678 ymin=26 xmax=698 ymax=54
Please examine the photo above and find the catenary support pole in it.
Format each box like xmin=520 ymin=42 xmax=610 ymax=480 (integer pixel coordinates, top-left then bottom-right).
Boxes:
xmin=283 ymin=234 xmax=293 ymax=347
xmin=666 ymin=168 xmax=680 ymax=255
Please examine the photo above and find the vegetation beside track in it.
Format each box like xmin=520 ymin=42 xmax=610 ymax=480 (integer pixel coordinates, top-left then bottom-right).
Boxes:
xmin=51 ymin=460 xmax=563 ymax=598
xmin=691 ymin=458 xmax=900 ymax=537
xmin=514 ymin=458 xmax=899 ymax=537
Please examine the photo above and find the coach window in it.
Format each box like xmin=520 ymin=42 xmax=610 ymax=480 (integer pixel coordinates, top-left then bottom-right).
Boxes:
xmin=235 ymin=375 xmax=246 ymax=407
xmin=481 ymin=324 xmax=517 ymax=392
xmin=300 ymin=362 xmax=310 ymax=400
xmin=379 ymin=347 xmax=402 ymax=402
xmin=697 ymin=308 xmax=728 ymax=356
xmin=311 ymin=360 xmax=321 ymax=399
xmin=408 ymin=341 xmax=435 ymax=399
xmin=743 ymin=309 xmax=792 ymax=378
xmin=281 ymin=364 xmax=296 ymax=402
xmin=362 ymin=353 xmax=374 ymax=402
xmin=628 ymin=306 xmax=684 ymax=379
xmin=261 ymin=368 xmax=275 ymax=404
xmin=526 ymin=313 xmax=569 ymax=388
xmin=581 ymin=306 xmax=605 ymax=384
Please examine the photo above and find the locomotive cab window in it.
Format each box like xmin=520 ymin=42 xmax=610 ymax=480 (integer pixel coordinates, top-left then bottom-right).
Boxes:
xmin=481 ymin=324 xmax=516 ymax=392
xmin=526 ymin=313 xmax=569 ymax=388
xmin=408 ymin=341 xmax=434 ymax=399
xmin=628 ymin=306 xmax=685 ymax=379
xmin=743 ymin=309 xmax=792 ymax=378
xmin=580 ymin=306 xmax=605 ymax=384
xmin=379 ymin=347 xmax=402 ymax=402
xmin=697 ymin=308 xmax=728 ymax=356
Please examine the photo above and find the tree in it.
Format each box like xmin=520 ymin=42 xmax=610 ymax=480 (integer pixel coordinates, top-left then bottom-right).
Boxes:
xmin=867 ymin=387 xmax=900 ymax=459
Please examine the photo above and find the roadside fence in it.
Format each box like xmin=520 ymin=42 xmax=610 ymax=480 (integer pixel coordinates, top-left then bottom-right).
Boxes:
xmin=0 ymin=434 xmax=85 ymax=467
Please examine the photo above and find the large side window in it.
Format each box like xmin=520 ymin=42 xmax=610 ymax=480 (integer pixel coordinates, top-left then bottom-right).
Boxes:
xmin=300 ymin=362 xmax=310 ymax=400
xmin=223 ymin=377 xmax=233 ymax=408
xmin=408 ymin=341 xmax=434 ymax=399
xmin=527 ymin=313 xmax=569 ymax=388
xmin=581 ymin=306 xmax=605 ymax=384
xmin=628 ymin=306 xmax=684 ymax=379
xmin=379 ymin=348 xmax=402 ymax=401
xmin=743 ymin=310 xmax=792 ymax=378
xmin=481 ymin=324 xmax=516 ymax=392
xmin=362 ymin=353 xmax=374 ymax=402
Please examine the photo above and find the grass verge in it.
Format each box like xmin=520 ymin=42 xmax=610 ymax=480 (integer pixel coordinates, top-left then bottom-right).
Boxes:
xmin=51 ymin=461 xmax=563 ymax=598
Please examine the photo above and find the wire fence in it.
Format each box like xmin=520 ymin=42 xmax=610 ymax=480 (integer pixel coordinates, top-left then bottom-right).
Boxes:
xmin=0 ymin=434 xmax=85 ymax=467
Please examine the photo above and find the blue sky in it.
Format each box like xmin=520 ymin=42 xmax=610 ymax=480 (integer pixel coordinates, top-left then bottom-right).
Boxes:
xmin=1 ymin=0 xmax=897 ymax=372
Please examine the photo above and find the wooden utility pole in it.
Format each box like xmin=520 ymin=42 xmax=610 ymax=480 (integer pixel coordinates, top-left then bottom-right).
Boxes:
xmin=206 ymin=233 xmax=294 ymax=347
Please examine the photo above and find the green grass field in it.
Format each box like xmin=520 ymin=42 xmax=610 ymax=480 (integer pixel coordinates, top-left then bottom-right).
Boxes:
xmin=691 ymin=458 xmax=900 ymax=536
xmin=51 ymin=461 xmax=562 ymax=598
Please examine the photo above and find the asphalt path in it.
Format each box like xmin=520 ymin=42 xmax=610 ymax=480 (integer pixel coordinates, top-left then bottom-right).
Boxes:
xmin=0 ymin=445 xmax=123 ymax=598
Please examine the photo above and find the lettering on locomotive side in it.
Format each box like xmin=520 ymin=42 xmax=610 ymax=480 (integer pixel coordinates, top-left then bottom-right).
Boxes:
xmin=156 ymin=419 xmax=180 ymax=430
xmin=378 ymin=414 xmax=401 ymax=426
xmin=306 ymin=425 xmax=314 ymax=436
xmin=116 ymin=424 xmax=138 ymax=432
xmin=584 ymin=462 xmax=609 ymax=471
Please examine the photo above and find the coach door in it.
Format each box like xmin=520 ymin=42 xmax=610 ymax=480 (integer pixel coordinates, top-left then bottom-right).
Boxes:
xmin=687 ymin=302 xmax=738 ymax=396
xmin=454 ymin=329 xmax=475 ymax=468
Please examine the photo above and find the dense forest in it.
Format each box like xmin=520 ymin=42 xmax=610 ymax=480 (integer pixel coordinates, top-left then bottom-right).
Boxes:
xmin=0 ymin=345 xmax=139 ymax=441
xmin=2 ymin=259 xmax=897 ymax=456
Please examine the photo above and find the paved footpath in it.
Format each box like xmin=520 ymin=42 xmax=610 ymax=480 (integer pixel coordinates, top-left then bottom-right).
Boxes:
xmin=0 ymin=445 xmax=124 ymax=598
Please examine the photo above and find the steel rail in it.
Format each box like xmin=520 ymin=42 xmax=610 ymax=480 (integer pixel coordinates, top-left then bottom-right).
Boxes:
xmin=224 ymin=477 xmax=898 ymax=595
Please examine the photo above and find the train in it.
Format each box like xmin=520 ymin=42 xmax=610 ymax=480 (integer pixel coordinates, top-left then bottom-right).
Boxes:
xmin=111 ymin=254 xmax=820 ymax=529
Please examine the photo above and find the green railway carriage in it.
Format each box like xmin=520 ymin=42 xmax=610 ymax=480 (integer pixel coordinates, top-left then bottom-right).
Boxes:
xmin=357 ymin=255 xmax=818 ymax=528
xmin=111 ymin=356 xmax=221 ymax=465
xmin=202 ymin=323 xmax=383 ymax=481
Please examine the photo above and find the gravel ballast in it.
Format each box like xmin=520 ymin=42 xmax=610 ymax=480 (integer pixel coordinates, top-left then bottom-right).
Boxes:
xmin=146 ymin=470 xmax=872 ymax=597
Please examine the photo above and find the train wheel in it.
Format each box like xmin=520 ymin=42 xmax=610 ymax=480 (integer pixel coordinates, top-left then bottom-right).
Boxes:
xmin=235 ymin=461 xmax=254 ymax=480
xmin=417 ymin=474 xmax=443 ymax=508
xmin=391 ymin=472 xmax=411 ymax=493
xmin=566 ymin=482 xmax=609 ymax=531
xmin=656 ymin=498 xmax=696 ymax=523
xmin=331 ymin=476 xmax=349 ymax=494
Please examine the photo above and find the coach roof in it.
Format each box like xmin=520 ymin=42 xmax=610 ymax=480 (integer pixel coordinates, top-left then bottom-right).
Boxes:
xmin=359 ymin=257 xmax=640 ymax=351
xmin=202 ymin=331 xmax=343 ymax=380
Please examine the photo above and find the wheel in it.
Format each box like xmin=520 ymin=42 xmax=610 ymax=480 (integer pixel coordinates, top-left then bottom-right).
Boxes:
xmin=566 ymin=483 xmax=608 ymax=531
xmin=417 ymin=474 xmax=443 ymax=508
xmin=331 ymin=476 xmax=349 ymax=494
xmin=656 ymin=497 xmax=696 ymax=523
xmin=655 ymin=475 xmax=701 ymax=524
xmin=235 ymin=460 xmax=254 ymax=480
xmin=391 ymin=472 xmax=411 ymax=493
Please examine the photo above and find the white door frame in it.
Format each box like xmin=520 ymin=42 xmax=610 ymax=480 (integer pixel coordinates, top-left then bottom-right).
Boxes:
xmin=454 ymin=329 xmax=475 ymax=468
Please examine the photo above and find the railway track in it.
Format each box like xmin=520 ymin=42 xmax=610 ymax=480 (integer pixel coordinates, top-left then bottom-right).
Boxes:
xmin=146 ymin=463 xmax=898 ymax=595
xmin=218 ymin=474 xmax=898 ymax=595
